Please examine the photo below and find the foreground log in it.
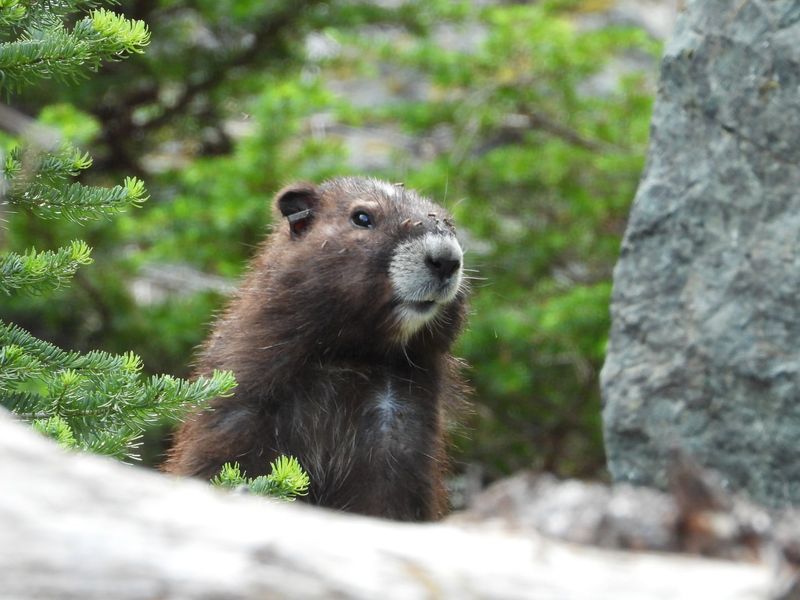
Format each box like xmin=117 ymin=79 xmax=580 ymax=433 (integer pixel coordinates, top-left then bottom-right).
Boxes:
xmin=0 ymin=411 xmax=775 ymax=599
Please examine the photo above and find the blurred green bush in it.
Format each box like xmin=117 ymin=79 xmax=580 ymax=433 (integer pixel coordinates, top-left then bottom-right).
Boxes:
xmin=2 ymin=0 xmax=658 ymax=481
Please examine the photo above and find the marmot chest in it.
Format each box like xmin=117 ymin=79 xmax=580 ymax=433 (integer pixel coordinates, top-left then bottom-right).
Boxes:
xmin=273 ymin=370 xmax=439 ymax=493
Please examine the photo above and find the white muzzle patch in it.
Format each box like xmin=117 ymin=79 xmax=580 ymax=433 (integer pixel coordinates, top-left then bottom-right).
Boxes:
xmin=389 ymin=232 xmax=463 ymax=339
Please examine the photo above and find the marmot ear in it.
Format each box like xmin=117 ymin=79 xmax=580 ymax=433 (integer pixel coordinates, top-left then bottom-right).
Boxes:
xmin=275 ymin=183 xmax=319 ymax=238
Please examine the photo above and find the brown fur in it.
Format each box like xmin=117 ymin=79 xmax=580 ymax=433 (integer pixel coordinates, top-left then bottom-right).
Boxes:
xmin=164 ymin=177 xmax=469 ymax=521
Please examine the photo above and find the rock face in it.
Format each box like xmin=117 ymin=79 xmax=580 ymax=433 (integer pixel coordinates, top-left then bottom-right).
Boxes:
xmin=601 ymin=0 xmax=800 ymax=507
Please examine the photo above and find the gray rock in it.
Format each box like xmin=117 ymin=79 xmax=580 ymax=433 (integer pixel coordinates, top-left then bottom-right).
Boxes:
xmin=454 ymin=465 xmax=777 ymax=565
xmin=601 ymin=0 xmax=800 ymax=508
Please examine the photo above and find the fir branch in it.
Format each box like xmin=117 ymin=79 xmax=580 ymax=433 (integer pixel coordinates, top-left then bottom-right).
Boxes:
xmin=139 ymin=370 xmax=238 ymax=422
xmin=0 ymin=0 xmax=26 ymax=31
xmin=88 ymin=8 xmax=149 ymax=56
xmin=19 ymin=1 xmax=102 ymax=26
xmin=250 ymin=455 xmax=310 ymax=500
xmin=0 ymin=9 xmax=149 ymax=93
xmin=7 ymin=176 xmax=147 ymax=221
xmin=0 ymin=322 xmax=147 ymax=379
xmin=0 ymin=0 xmax=228 ymax=464
xmin=83 ymin=426 xmax=140 ymax=460
xmin=4 ymin=144 xmax=147 ymax=221
xmin=210 ymin=462 xmax=248 ymax=489
xmin=0 ymin=322 xmax=137 ymax=384
xmin=0 ymin=240 xmax=92 ymax=295
xmin=212 ymin=456 xmax=310 ymax=501
xmin=6 ymin=144 xmax=93 ymax=184
xmin=0 ymin=388 xmax=46 ymax=416
xmin=0 ymin=342 xmax=44 ymax=385
xmin=0 ymin=323 xmax=236 ymax=406
xmin=32 ymin=414 xmax=78 ymax=449
xmin=0 ymin=321 xmax=237 ymax=460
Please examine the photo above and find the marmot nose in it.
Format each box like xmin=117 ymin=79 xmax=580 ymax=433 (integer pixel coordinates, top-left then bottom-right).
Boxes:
xmin=425 ymin=255 xmax=461 ymax=281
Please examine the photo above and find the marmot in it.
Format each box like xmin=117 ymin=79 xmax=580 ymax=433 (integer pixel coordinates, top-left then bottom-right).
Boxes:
xmin=164 ymin=176 xmax=469 ymax=521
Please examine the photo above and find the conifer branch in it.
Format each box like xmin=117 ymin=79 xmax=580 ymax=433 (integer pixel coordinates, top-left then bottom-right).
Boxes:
xmin=211 ymin=457 xmax=310 ymax=501
xmin=14 ymin=1 xmax=102 ymax=28
xmin=249 ymin=456 xmax=311 ymax=500
xmin=0 ymin=388 xmax=46 ymax=416
xmin=6 ymin=176 xmax=147 ymax=221
xmin=0 ymin=0 xmax=26 ymax=31
xmin=6 ymin=145 xmax=92 ymax=183
xmin=32 ymin=415 xmax=78 ymax=449
xmin=4 ymin=144 xmax=147 ymax=220
xmin=0 ymin=240 xmax=92 ymax=295
xmin=210 ymin=462 xmax=248 ymax=489
xmin=0 ymin=0 xmax=241 ymax=465
xmin=0 ymin=322 xmax=237 ymax=459
xmin=1 ymin=322 xmax=135 ymax=377
xmin=0 ymin=9 xmax=149 ymax=93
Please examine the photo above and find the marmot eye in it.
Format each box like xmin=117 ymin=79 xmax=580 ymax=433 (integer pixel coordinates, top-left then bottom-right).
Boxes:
xmin=351 ymin=211 xmax=373 ymax=228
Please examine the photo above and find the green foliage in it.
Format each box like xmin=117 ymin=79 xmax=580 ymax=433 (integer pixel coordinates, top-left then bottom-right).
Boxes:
xmin=0 ymin=1 xmax=27 ymax=31
xmin=0 ymin=240 xmax=92 ymax=295
xmin=6 ymin=143 xmax=93 ymax=179
xmin=32 ymin=414 xmax=78 ymax=449
xmin=4 ymin=1 xmax=658 ymax=481
xmin=0 ymin=7 xmax=149 ymax=93
xmin=210 ymin=461 xmax=248 ymax=489
xmin=128 ymin=74 xmax=347 ymax=274
xmin=10 ymin=174 xmax=147 ymax=221
xmin=211 ymin=457 xmax=311 ymax=501
xmin=37 ymin=103 xmax=101 ymax=145
xmin=5 ymin=144 xmax=147 ymax=221
xmin=0 ymin=0 xmax=236 ymax=461
xmin=1 ymin=321 xmax=236 ymax=459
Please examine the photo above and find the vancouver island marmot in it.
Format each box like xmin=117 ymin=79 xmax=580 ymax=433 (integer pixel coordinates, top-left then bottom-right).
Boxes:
xmin=164 ymin=177 xmax=469 ymax=521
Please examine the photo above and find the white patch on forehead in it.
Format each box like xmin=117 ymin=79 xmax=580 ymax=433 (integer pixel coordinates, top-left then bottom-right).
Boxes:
xmin=377 ymin=181 xmax=400 ymax=199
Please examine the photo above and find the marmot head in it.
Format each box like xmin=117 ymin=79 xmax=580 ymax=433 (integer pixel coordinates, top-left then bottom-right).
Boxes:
xmin=264 ymin=176 xmax=468 ymax=357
